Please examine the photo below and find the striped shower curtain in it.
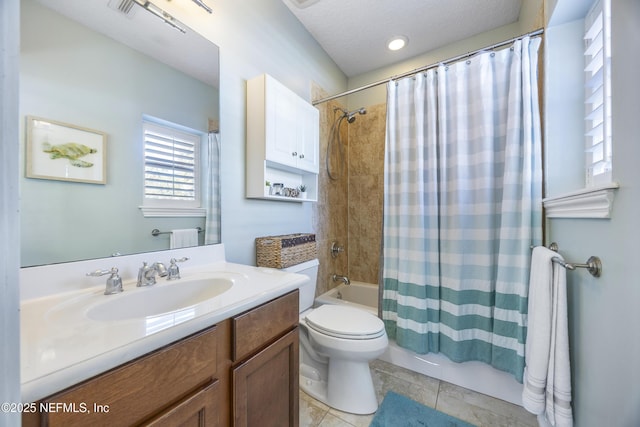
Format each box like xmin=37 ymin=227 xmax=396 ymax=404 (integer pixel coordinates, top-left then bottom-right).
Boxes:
xmin=204 ymin=132 xmax=221 ymax=244
xmin=382 ymin=37 xmax=542 ymax=381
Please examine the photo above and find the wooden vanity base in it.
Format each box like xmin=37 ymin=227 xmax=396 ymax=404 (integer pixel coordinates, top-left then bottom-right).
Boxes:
xmin=22 ymin=290 xmax=299 ymax=427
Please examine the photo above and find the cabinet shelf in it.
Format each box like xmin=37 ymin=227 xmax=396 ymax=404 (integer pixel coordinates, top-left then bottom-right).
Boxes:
xmin=254 ymin=194 xmax=316 ymax=203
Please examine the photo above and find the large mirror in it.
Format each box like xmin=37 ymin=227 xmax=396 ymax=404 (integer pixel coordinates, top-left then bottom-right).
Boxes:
xmin=20 ymin=0 xmax=220 ymax=267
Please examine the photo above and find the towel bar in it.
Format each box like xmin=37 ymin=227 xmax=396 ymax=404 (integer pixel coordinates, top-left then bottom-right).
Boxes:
xmin=151 ymin=227 xmax=203 ymax=236
xmin=547 ymin=242 xmax=602 ymax=278
xmin=551 ymin=256 xmax=601 ymax=277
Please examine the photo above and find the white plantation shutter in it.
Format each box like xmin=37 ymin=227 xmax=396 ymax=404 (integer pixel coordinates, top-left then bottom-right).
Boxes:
xmin=584 ymin=0 xmax=612 ymax=186
xmin=143 ymin=121 xmax=200 ymax=207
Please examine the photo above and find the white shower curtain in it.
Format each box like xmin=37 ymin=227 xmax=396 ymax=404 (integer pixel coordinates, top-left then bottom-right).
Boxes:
xmin=204 ymin=132 xmax=221 ymax=244
xmin=382 ymin=37 xmax=542 ymax=381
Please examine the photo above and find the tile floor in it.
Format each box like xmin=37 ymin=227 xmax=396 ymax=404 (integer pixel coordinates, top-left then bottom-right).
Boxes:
xmin=300 ymin=359 xmax=538 ymax=427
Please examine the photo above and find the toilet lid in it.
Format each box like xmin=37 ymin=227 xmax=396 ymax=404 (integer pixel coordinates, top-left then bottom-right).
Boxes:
xmin=305 ymin=305 xmax=385 ymax=339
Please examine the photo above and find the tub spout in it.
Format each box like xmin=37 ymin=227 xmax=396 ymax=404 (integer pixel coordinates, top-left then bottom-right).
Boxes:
xmin=332 ymin=274 xmax=350 ymax=285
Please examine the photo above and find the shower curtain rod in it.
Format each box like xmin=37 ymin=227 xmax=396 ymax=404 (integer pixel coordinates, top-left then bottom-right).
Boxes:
xmin=312 ymin=28 xmax=544 ymax=106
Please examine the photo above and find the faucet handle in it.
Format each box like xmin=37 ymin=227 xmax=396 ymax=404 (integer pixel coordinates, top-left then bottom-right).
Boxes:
xmin=137 ymin=261 xmax=148 ymax=285
xmin=331 ymin=241 xmax=345 ymax=258
xmin=167 ymin=257 xmax=189 ymax=280
xmin=87 ymin=267 xmax=119 ymax=277
xmin=87 ymin=267 xmax=123 ymax=295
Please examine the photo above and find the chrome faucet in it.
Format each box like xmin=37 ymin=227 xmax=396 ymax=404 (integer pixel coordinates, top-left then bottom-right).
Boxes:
xmin=137 ymin=261 xmax=168 ymax=287
xmin=332 ymin=274 xmax=350 ymax=286
xmin=87 ymin=267 xmax=123 ymax=295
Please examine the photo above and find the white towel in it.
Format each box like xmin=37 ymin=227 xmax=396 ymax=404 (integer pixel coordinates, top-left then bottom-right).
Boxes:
xmin=170 ymin=228 xmax=199 ymax=249
xmin=522 ymin=246 xmax=573 ymax=427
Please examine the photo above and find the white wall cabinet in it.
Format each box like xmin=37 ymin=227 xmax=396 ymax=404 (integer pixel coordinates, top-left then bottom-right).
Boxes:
xmin=247 ymin=74 xmax=319 ymax=202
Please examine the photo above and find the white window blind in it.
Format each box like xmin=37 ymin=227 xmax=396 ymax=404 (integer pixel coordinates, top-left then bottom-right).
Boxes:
xmin=143 ymin=121 xmax=200 ymax=207
xmin=584 ymin=0 xmax=612 ymax=186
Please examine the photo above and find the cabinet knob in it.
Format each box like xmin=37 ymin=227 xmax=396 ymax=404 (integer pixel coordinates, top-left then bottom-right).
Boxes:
xmin=299 ymin=154 xmax=305 ymax=159
xmin=292 ymin=151 xmax=297 ymax=156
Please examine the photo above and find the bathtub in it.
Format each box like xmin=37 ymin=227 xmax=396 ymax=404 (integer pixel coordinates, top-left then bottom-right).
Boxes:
xmin=315 ymin=282 xmax=525 ymax=406
xmin=315 ymin=281 xmax=378 ymax=315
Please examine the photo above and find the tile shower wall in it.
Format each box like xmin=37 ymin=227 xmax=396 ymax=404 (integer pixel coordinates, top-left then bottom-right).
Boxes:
xmin=347 ymin=103 xmax=386 ymax=284
xmin=312 ymin=81 xmax=385 ymax=293
xmin=311 ymin=84 xmax=349 ymax=297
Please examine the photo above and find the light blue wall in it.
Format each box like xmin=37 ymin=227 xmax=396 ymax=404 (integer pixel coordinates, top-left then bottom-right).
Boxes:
xmin=20 ymin=0 xmax=219 ymax=266
xmin=0 ymin=0 xmax=20 ymax=424
xmin=544 ymin=20 xmax=585 ymax=197
xmin=164 ymin=0 xmax=348 ymax=265
xmin=545 ymin=0 xmax=640 ymax=425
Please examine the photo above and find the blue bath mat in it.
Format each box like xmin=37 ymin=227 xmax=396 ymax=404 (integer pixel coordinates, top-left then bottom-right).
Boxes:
xmin=370 ymin=391 xmax=475 ymax=427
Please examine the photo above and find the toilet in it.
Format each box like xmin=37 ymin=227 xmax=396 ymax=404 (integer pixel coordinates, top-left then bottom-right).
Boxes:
xmin=284 ymin=259 xmax=388 ymax=415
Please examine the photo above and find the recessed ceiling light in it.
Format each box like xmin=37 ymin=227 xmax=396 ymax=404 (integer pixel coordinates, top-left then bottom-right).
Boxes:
xmin=387 ymin=36 xmax=408 ymax=51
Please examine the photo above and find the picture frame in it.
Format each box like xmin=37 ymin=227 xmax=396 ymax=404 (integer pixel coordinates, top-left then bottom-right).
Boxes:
xmin=26 ymin=116 xmax=107 ymax=184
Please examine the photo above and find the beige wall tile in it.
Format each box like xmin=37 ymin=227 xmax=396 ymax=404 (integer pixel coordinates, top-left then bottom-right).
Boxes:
xmin=312 ymin=84 xmax=349 ymax=297
xmin=348 ymin=103 xmax=386 ymax=284
xmin=312 ymin=87 xmax=386 ymax=291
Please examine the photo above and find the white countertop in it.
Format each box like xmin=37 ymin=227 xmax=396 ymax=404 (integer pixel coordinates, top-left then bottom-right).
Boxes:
xmin=20 ymin=245 xmax=306 ymax=403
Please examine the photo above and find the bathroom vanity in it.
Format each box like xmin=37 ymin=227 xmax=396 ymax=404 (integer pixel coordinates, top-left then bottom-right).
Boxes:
xmin=20 ymin=245 xmax=303 ymax=426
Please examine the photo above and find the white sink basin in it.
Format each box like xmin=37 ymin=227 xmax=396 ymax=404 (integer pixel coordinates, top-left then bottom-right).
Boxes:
xmin=86 ymin=278 xmax=234 ymax=321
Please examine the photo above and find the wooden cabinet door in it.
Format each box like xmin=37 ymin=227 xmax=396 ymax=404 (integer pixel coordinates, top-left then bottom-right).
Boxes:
xmin=233 ymin=328 xmax=299 ymax=427
xmin=143 ymin=381 xmax=219 ymax=427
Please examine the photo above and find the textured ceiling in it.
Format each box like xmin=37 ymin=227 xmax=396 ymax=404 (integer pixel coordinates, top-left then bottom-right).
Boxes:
xmin=283 ymin=0 xmax=523 ymax=77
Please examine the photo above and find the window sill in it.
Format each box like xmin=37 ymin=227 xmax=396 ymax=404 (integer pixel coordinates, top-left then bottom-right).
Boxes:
xmin=139 ymin=206 xmax=206 ymax=218
xmin=543 ymin=182 xmax=620 ymax=219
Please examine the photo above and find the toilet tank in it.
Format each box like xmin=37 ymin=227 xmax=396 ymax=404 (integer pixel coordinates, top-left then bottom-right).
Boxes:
xmin=283 ymin=259 xmax=319 ymax=312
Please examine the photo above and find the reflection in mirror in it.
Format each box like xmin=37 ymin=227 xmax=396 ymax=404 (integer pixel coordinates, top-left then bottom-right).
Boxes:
xmin=20 ymin=0 xmax=220 ymax=267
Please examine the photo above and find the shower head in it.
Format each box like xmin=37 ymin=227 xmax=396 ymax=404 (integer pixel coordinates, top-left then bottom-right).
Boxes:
xmin=333 ymin=107 xmax=367 ymax=123
xmin=346 ymin=107 xmax=367 ymax=123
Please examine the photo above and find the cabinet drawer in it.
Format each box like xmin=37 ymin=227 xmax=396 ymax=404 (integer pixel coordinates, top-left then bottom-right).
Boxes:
xmin=232 ymin=290 xmax=298 ymax=362
xmin=43 ymin=326 xmax=218 ymax=427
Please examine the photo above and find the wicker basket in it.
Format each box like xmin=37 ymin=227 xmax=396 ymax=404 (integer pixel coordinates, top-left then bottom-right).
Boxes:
xmin=255 ymin=233 xmax=317 ymax=269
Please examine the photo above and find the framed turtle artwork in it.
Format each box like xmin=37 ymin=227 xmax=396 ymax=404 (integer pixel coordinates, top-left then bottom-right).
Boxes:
xmin=26 ymin=116 xmax=107 ymax=184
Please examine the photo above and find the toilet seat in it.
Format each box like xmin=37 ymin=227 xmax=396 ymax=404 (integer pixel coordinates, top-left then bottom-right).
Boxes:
xmin=305 ymin=305 xmax=385 ymax=340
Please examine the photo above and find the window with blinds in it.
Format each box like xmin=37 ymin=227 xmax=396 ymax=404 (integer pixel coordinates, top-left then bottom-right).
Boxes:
xmin=584 ymin=0 xmax=612 ymax=187
xmin=143 ymin=121 xmax=200 ymax=207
